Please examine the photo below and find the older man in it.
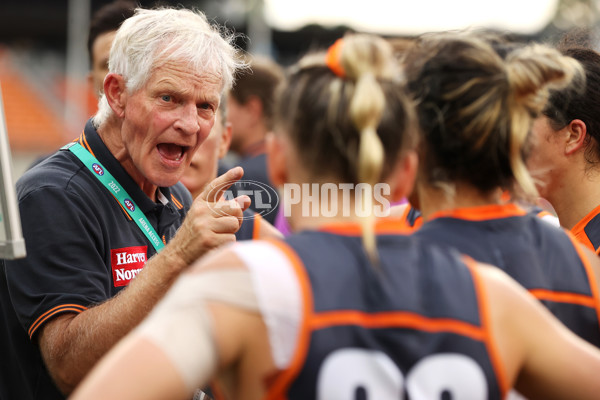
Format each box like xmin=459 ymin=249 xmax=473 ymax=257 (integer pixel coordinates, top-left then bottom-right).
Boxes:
xmin=0 ymin=7 xmax=247 ymax=399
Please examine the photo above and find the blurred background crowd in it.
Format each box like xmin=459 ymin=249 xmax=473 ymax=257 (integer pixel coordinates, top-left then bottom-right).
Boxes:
xmin=0 ymin=0 xmax=599 ymax=178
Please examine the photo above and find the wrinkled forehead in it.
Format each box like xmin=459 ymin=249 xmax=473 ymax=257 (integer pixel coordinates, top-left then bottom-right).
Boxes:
xmin=149 ymin=44 xmax=225 ymax=86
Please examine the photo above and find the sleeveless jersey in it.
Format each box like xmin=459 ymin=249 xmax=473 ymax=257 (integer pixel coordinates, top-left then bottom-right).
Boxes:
xmin=571 ymin=204 xmax=600 ymax=254
xmin=415 ymin=203 xmax=600 ymax=347
xmin=403 ymin=203 xmax=558 ymax=232
xmin=264 ymin=220 xmax=507 ymax=400
xmin=399 ymin=204 xmax=423 ymax=230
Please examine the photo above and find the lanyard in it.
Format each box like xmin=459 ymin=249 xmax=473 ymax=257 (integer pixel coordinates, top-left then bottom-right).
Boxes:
xmin=63 ymin=142 xmax=165 ymax=252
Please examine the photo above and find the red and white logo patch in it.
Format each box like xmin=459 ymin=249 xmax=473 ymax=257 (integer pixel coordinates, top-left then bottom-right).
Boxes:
xmin=111 ymin=246 xmax=148 ymax=287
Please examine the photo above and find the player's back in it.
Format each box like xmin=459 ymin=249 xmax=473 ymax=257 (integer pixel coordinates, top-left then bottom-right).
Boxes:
xmin=415 ymin=203 xmax=600 ymax=347
xmin=273 ymin=222 xmax=505 ymax=399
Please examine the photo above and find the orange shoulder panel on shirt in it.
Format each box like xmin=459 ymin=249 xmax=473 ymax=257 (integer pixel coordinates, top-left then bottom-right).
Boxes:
xmin=263 ymin=239 xmax=314 ymax=400
xmin=570 ymin=204 xmax=600 ymax=252
xmin=462 ymin=257 xmax=509 ymax=397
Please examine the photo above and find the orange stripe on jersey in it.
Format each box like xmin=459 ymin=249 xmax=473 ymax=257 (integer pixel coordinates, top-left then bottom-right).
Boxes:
xmin=463 ymin=256 xmax=509 ymax=397
xmin=413 ymin=215 xmax=424 ymax=230
xmin=310 ymin=310 xmax=485 ymax=342
xmin=252 ymin=213 xmax=262 ymax=240
xmin=571 ymin=204 xmax=600 ymax=252
xmin=170 ymin=193 xmax=183 ymax=209
xmin=264 ymin=239 xmax=314 ymax=400
xmin=209 ymin=380 xmax=227 ymax=400
xmin=572 ymin=230 xmax=596 ymax=253
xmin=429 ymin=203 xmax=527 ymax=222
xmin=319 ymin=217 xmax=413 ymax=236
xmin=536 ymin=210 xmax=553 ymax=219
xmin=28 ymin=304 xmax=87 ymax=338
xmin=528 ymin=289 xmax=596 ymax=308
xmin=563 ymin=231 xmax=600 ymax=331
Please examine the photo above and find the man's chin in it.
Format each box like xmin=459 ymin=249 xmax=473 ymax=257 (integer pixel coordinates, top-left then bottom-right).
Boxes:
xmin=148 ymin=173 xmax=182 ymax=189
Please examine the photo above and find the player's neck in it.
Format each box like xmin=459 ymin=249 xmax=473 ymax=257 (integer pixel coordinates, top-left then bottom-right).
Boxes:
xmin=417 ymin=182 xmax=503 ymax=221
xmin=286 ymin=194 xmax=388 ymax=233
xmin=550 ymin=169 xmax=600 ymax=230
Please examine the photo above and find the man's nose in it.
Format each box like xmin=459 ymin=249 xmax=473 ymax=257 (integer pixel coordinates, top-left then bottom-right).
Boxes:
xmin=175 ymin=103 xmax=200 ymax=134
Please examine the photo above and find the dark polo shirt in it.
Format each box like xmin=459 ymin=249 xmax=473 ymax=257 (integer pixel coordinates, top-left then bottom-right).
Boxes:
xmin=0 ymin=119 xmax=192 ymax=399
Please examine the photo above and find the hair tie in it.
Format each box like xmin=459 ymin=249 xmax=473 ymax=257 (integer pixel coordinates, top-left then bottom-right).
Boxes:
xmin=326 ymin=38 xmax=346 ymax=78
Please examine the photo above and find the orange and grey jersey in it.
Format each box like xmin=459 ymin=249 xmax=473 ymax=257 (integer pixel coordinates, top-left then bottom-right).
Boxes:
xmin=519 ymin=204 xmax=560 ymax=227
xmin=403 ymin=203 xmax=558 ymax=232
xmin=234 ymin=220 xmax=507 ymax=399
xmin=399 ymin=203 xmax=423 ymax=231
xmin=415 ymin=203 xmax=600 ymax=347
xmin=571 ymin=204 xmax=600 ymax=255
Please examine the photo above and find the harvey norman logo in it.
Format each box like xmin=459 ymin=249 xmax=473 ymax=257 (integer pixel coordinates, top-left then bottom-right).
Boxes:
xmin=111 ymin=246 xmax=147 ymax=287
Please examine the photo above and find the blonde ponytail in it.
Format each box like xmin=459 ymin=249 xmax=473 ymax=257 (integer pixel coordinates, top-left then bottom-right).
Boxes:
xmin=505 ymin=44 xmax=584 ymax=198
xmin=276 ymin=32 xmax=416 ymax=265
xmin=337 ymin=35 xmax=394 ymax=263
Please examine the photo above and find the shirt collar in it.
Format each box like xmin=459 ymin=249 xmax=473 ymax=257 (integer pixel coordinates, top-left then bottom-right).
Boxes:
xmin=82 ymin=119 xmax=172 ymax=213
xmin=427 ymin=203 xmax=527 ymax=222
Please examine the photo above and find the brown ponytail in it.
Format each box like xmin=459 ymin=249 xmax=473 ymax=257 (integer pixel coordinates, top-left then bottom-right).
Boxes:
xmin=403 ymin=32 xmax=583 ymax=200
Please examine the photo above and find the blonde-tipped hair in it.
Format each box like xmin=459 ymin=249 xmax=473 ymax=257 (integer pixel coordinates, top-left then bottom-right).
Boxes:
xmin=403 ymin=31 xmax=583 ymax=200
xmin=276 ymin=33 xmax=417 ymax=262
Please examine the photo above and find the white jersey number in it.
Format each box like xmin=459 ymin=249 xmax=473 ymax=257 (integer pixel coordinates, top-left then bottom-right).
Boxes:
xmin=317 ymin=349 xmax=487 ymax=400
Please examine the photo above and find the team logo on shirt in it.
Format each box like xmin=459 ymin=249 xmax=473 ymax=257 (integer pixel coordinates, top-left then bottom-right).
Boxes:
xmin=111 ymin=246 xmax=148 ymax=287
xmin=92 ymin=163 xmax=104 ymax=176
xmin=124 ymin=199 xmax=135 ymax=212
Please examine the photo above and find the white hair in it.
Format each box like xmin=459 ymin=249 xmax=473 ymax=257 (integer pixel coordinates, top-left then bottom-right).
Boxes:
xmin=92 ymin=7 xmax=244 ymax=126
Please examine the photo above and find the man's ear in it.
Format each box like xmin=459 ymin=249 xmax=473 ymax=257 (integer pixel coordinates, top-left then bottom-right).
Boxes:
xmin=218 ymin=122 xmax=233 ymax=159
xmin=565 ymin=119 xmax=588 ymax=155
xmin=266 ymin=132 xmax=286 ymax=187
xmin=103 ymin=73 xmax=127 ymax=118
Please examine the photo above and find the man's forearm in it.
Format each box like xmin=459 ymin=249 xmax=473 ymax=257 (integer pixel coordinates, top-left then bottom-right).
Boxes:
xmin=38 ymin=248 xmax=187 ymax=394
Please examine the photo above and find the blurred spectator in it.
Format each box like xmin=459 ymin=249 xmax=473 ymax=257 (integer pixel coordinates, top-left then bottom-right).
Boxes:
xmin=87 ymin=0 xmax=136 ymax=98
xmin=180 ymin=95 xmax=282 ymax=241
xmin=27 ymin=0 xmax=136 ymax=171
xmin=227 ymin=55 xmax=284 ymax=224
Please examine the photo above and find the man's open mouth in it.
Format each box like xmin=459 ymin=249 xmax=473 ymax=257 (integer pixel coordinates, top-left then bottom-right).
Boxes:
xmin=157 ymin=143 xmax=189 ymax=162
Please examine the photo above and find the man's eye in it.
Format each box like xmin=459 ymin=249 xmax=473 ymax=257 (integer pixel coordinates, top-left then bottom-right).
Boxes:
xmin=161 ymin=95 xmax=172 ymax=102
